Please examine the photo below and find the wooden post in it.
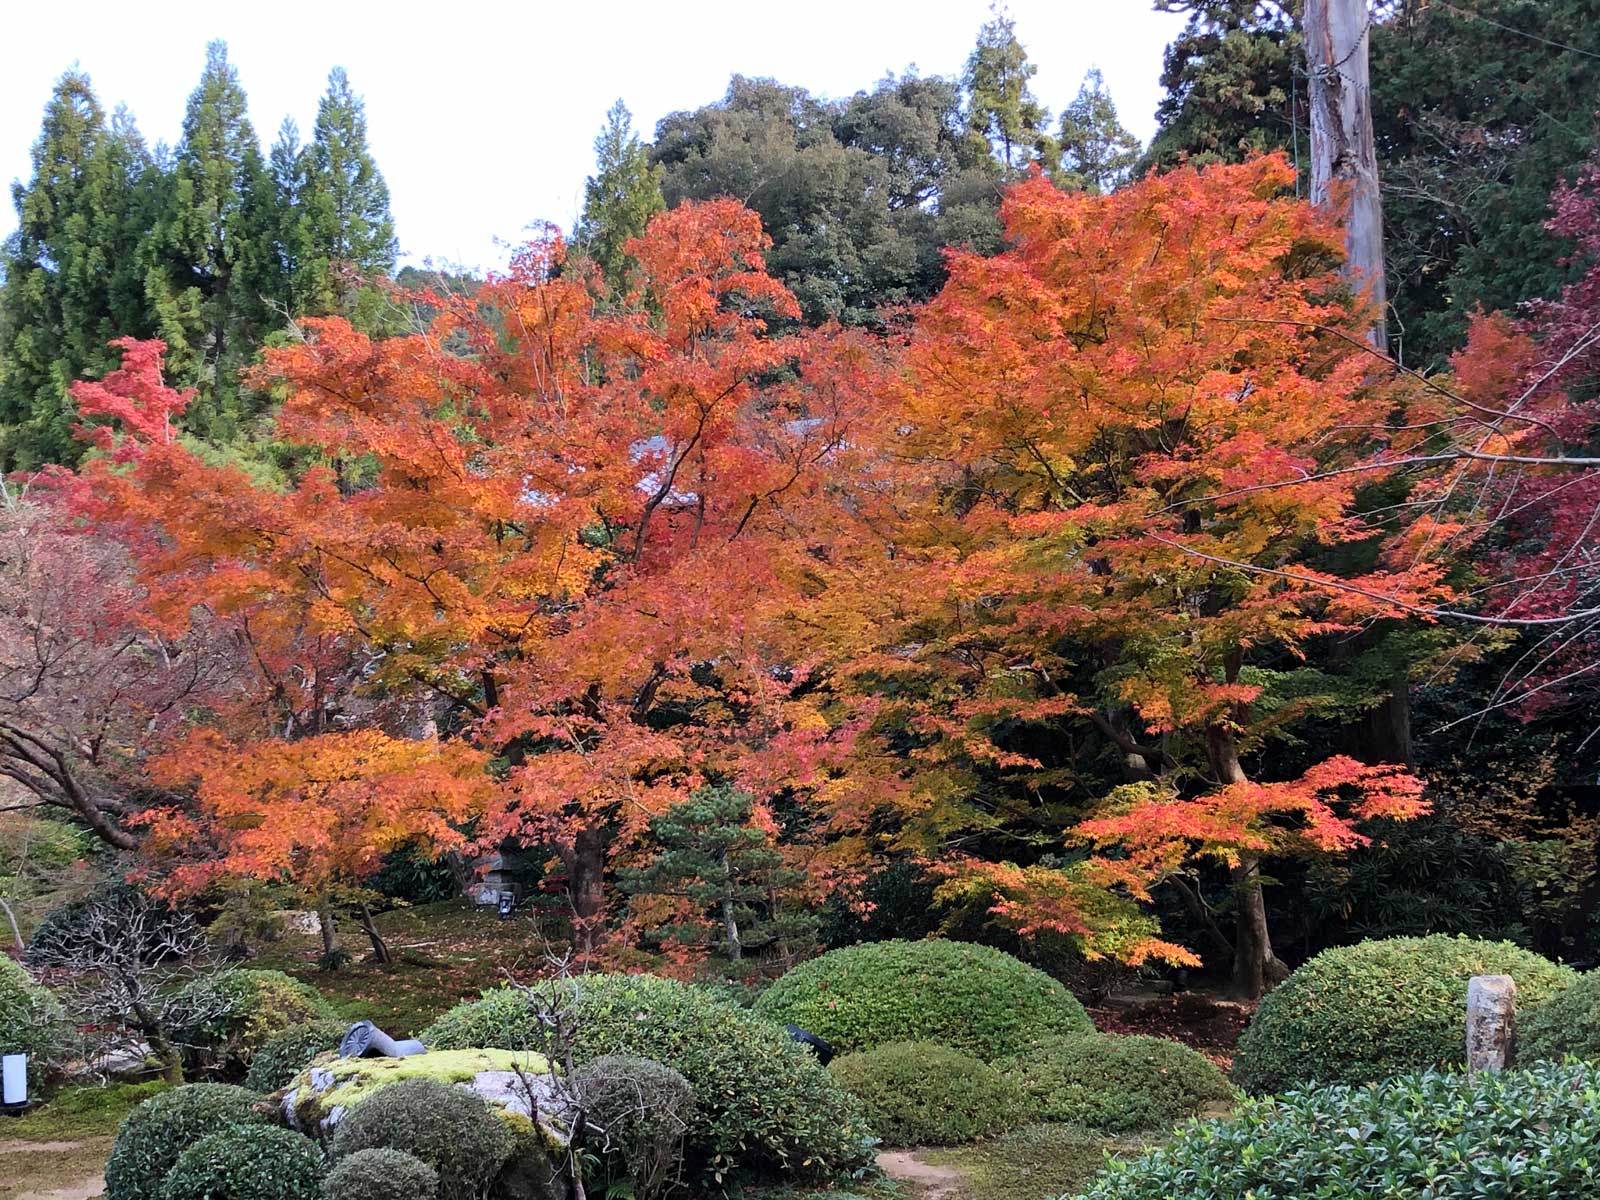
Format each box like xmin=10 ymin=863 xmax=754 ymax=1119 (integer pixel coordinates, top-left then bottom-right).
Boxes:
xmin=1304 ymin=0 xmax=1388 ymax=350
xmin=1466 ymin=974 xmax=1516 ymax=1075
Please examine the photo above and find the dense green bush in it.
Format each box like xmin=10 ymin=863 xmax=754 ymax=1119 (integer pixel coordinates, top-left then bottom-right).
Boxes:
xmin=1232 ymin=935 xmax=1576 ymax=1094
xmin=575 ymin=1055 xmax=696 ymax=1200
xmin=174 ymin=969 xmax=331 ymax=1076
xmin=753 ymin=939 xmax=1093 ymax=1060
xmin=423 ymin=973 xmax=872 ymax=1179
xmin=244 ymin=1019 xmax=348 ymax=1093
xmin=329 ymin=1078 xmax=513 ymax=1200
xmin=997 ymin=1032 xmax=1234 ymax=1132
xmin=828 ymin=1041 xmax=1017 ymax=1146
xmin=1077 ymin=1062 xmax=1600 ymax=1200
xmin=1520 ymin=970 xmax=1600 ymax=1065
xmin=324 ymin=1148 xmax=439 ymax=1200
xmin=159 ymin=1126 xmax=324 ymax=1200
xmin=0 ymin=953 xmax=69 ymax=1074
xmin=105 ymin=1083 xmax=269 ymax=1200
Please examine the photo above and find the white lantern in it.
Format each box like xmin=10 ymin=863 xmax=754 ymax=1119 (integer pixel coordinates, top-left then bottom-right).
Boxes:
xmin=1 ymin=1054 xmax=25 ymax=1106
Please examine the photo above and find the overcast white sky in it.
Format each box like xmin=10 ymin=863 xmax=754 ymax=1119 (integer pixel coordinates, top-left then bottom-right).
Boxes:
xmin=2 ymin=0 xmax=1186 ymax=272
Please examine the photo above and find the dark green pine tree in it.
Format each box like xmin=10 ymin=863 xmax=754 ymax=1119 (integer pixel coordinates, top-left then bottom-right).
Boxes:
xmin=142 ymin=40 xmax=283 ymax=440
xmin=265 ymin=117 xmax=307 ymax=311
xmin=1056 ymin=69 xmax=1140 ymax=193
xmin=0 ymin=71 xmax=162 ymax=467
xmin=962 ymin=5 xmax=1057 ymax=174
xmin=295 ymin=67 xmax=396 ymax=315
xmin=620 ymin=785 xmax=817 ymax=967
xmin=573 ymin=99 xmax=665 ymax=301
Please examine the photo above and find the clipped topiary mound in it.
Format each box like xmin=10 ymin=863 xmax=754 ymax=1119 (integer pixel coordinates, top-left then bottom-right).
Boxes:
xmin=423 ymin=973 xmax=872 ymax=1179
xmin=1520 ymin=970 xmax=1600 ymax=1065
xmin=1079 ymin=1062 xmax=1600 ymax=1200
xmin=159 ymin=1126 xmax=324 ymax=1200
xmin=575 ymin=1055 xmax=696 ymax=1200
xmin=105 ymin=1083 xmax=269 ymax=1200
xmin=753 ymin=939 xmax=1093 ymax=1060
xmin=995 ymin=1032 xmax=1234 ymax=1131
xmin=244 ymin=1019 xmax=349 ymax=1093
xmin=174 ymin=968 xmax=332 ymax=1077
xmin=0 ymin=953 xmax=69 ymax=1075
xmin=330 ymin=1078 xmax=514 ymax=1200
xmin=828 ymin=1041 xmax=1018 ymax=1146
xmin=1232 ymin=935 xmax=1576 ymax=1094
xmin=325 ymin=1148 xmax=439 ymax=1200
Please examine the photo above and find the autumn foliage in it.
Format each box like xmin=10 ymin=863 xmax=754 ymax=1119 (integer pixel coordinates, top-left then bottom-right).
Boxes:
xmin=50 ymin=155 xmax=1501 ymax=993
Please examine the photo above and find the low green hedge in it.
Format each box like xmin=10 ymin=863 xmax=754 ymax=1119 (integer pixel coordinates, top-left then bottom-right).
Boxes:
xmin=423 ymin=972 xmax=872 ymax=1180
xmin=829 ymin=1041 xmax=1018 ymax=1146
xmin=1076 ymin=1061 xmax=1600 ymax=1200
xmin=1232 ymin=935 xmax=1576 ymax=1093
xmin=753 ymin=939 xmax=1093 ymax=1060
xmin=329 ymin=1078 xmax=512 ymax=1200
xmin=104 ymin=1083 xmax=269 ymax=1200
xmin=1520 ymin=970 xmax=1600 ymax=1065
xmin=0 ymin=953 xmax=69 ymax=1075
xmin=997 ymin=1033 xmax=1234 ymax=1132
xmin=325 ymin=1149 xmax=439 ymax=1200
xmin=174 ymin=969 xmax=332 ymax=1077
xmin=159 ymin=1126 xmax=324 ymax=1200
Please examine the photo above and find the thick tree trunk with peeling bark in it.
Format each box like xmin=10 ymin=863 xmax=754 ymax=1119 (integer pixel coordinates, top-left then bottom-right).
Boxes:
xmin=1305 ymin=0 xmax=1387 ymax=349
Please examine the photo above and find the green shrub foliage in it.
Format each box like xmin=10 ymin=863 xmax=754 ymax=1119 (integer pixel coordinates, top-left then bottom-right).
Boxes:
xmin=174 ymin=969 xmax=331 ymax=1077
xmin=1078 ymin=1062 xmax=1600 ymax=1200
xmin=423 ymin=972 xmax=872 ymax=1179
xmin=997 ymin=1032 xmax=1234 ymax=1131
xmin=1232 ymin=935 xmax=1576 ymax=1094
xmin=1520 ymin=971 xmax=1600 ymax=1065
xmin=324 ymin=1148 xmax=439 ymax=1200
xmin=105 ymin=1083 xmax=269 ymax=1200
xmin=244 ymin=1019 xmax=349 ymax=1093
xmin=574 ymin=1055 xmax=696 ymax=1200
xmin=828 ymin=1041 xmax=1017 ymax=1146
xmin=0 ymin=953 xmax=69 ymax=1072
xmin=159 ymin=1126 xmax=324 ymax=1200
xmin=329 ymin=1078 xmax=513 ymax=1200
xmin=753 ymin=939 xmax=1093 ymax=1060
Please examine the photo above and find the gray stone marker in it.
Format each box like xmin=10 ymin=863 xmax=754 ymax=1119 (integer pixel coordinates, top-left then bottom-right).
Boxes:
xmin=1466 ymin=974 xmax=1516 ymax=1075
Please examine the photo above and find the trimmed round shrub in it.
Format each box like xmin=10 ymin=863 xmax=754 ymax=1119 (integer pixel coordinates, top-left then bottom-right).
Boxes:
xmin=996 ymin=1032 xmax=1234 ymax=1131
xmin=753 ymin=939 xmax=1093 ymax=1060
xmin=159 ymin=1126 xmax=323 ymax=1200
xmin=324 ymin=1148 xmax=439 ymax=1200
xmin=105 ymin=1083 xmax=269 ymax=1200
xmin=1232 ymin=935 xmax=1576 ymax=1094
xmin=828 ymin=1041 xmax=1017 ymax=1146
xmin=423 ymin=973 xmax=872 ymax=1179
xmin=174 ymin=969 xmax=331 ymax=1077
xmin=1520 ymin=970 xmax=1600 ymax=1064
xmin=330 ymin=1077 xmax=513 ymax=1200
xmin=0 ymin=953 xmax=69 ymax=1074
xmin=575 ymin=1055 xmax=696 ymax=1200
xmin=244 ymin=1019 xmax=349 ymax=1093
xmin=1080 ymin=1061 xmax=1600 ymax=1200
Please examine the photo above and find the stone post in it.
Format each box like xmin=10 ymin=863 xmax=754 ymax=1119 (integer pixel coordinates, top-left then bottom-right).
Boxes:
xmin=1466 ymin=974 xmax=1516 ymax=1075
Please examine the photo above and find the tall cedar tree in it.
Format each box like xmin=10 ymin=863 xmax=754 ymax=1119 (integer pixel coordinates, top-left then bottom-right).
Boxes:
xmin=574 ymin=100 xmax=665 ymax=301
xmin=961 ymin=5 xmax=1057 ymax=173
xmin=294 ymin=68 xmax=397 ymax=314
xmin=1056 ymin=68 xmax=1140 ymax=193
xmin=0 ymin=72 xmax=157 ymax=467
xmin=141 ymin=41 xmax=283 ymax=441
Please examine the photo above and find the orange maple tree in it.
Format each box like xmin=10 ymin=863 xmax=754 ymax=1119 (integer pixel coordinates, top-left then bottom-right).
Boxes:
xmin=796 ymin=156 xmax=1439 ymax=995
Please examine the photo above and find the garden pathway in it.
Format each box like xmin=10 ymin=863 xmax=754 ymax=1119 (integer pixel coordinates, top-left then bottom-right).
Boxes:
xmin=878 ymin=1150 xmax=969 ymax=1199
xmin=0 ymin=1137 xmax=107 ymax=1200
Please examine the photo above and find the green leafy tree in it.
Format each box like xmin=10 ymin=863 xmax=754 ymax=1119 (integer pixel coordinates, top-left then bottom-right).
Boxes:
xmin=620 ymin=785 xmax=817 ymax=965
xmin=295 ymin=67 xmax=396 ymax=314
xmin=573 ymin=99 xmax=665 ymax=300
xmin=1057 ymin=68 xmax=1140 ymax=192
xmin=0 ymin=72 xmax=160 ymax=467
xmin=961 ymin=5 xmax=1056 ymax=173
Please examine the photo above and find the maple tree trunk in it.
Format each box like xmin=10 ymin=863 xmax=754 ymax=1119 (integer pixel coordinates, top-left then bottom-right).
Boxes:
xmin=1207 ymin=717 xmax=1289 ymax=1000
xmin=356 ymin=901 xmax=391 ymax=965
xmin=568 ymin=825 xmax=608 ymax=960
xmin=318 ymin=906 xmax=339 ymax=957
xmin=1305 ymin=0 xmax=1387 ymax=349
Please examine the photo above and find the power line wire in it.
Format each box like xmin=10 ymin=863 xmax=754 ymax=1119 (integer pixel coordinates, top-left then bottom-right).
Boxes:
xmin=1428 ymin=0 xmax=1600 ymax=62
